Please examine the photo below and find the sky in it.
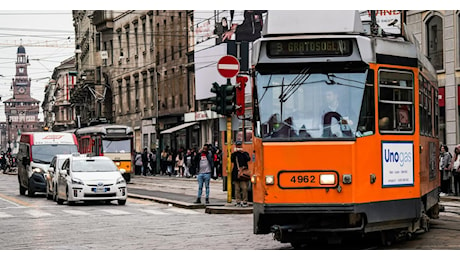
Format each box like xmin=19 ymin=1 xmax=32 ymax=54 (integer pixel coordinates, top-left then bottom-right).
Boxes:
xmin=0 ymin=10 xmax=74 ymax=121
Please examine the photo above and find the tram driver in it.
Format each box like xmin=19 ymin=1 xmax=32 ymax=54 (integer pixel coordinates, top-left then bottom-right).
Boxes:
xmin=322 ymin=89 xmax=355 ymax=137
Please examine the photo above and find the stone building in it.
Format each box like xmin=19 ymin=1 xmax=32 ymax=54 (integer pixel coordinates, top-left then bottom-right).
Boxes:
xmin=72 ymin=10 xmax=196 ymax=153
xmin=3 ymin=45 xmax=40 ymax=151
xmin=406 ymin=11 xmax=460 ymax=150
xmin=42 ymin=57 xmax=77 ymax=132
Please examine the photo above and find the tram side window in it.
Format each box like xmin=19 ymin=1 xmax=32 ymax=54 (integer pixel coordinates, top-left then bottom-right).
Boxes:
xmin=378 ymin=69 xmax=414 ymax=133
xmin=357 ymin=69 xmax=375 ymax=136
xmin=419 ymin=75 xmax=434 ymax=136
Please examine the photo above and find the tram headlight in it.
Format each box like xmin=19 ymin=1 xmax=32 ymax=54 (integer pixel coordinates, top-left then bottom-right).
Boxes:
xmin=115 ymin=161 xmax=121 ymax=166
xmin=265 ymin=175 xmax=274 ymax=185
xmin=320 ymin=174 xmax=336 ymax=185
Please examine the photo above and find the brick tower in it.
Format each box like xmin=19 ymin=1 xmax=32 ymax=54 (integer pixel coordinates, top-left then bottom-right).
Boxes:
xmin=3 ymin=45 xmax=40 ymax=151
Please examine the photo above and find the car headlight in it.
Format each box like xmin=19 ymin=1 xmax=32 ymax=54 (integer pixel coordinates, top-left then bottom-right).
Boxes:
xmin=71 ymin=178 xmax=84 ymax=185
xmin=116 ymin=177 xmax=126 ymax=185
xmin=32 ymin=167 xmax=45 ymax=174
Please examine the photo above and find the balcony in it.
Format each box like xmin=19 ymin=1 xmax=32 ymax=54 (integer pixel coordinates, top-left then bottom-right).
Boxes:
xmin=92 ymin=10 xmax=114 ymax=32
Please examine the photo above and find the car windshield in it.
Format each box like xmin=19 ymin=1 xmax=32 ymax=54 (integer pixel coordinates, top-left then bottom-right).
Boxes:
xmin=255 ymin=66 xmax=367 ymax=140
xmin=102 ymin=139 xmax=131 ymax=153
xmin=32 ymin=145 xmax=78 ymax=164
xmin=71 ymin=159 xmax=118 ymax=172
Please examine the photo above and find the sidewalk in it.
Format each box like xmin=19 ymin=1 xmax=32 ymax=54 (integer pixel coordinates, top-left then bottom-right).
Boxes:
xmin=127 ymin=174 xmax=253 ymax=214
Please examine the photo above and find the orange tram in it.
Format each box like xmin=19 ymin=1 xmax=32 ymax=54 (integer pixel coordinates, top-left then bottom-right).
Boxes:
xmin=249 ymin=11 xmax=440 ymax=247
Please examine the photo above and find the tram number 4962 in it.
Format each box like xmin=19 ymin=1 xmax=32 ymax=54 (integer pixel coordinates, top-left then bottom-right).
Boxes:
xmin=290 ymin=175 xmax=316 ymax=184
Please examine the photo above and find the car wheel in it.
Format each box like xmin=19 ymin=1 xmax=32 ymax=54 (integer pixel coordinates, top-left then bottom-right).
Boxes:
xmin=27 ymin=181 xmax=35 ymax=197
xmin=46 ymin=184 xmax=52 ymax=200
xmin=65 ymin=187 xmax=75 ymax=206
xmin=18 ymin=176 xmax=26 ymax=195
xmin=52 ymin=184 xmax=57 ymax=202
xmin=118 ymin=199 xmax=127 ymax=205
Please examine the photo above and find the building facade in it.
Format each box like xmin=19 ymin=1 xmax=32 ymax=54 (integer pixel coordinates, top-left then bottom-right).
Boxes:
xmin=71 ymin=10 xmax=198 ymax=153
xmin=3 ymin=45 xmax=40 ymax=151
xmin=406 ymin=11 xmax=460 ymax=151
xmin=42 ymin=57 xmax=77 ymax=132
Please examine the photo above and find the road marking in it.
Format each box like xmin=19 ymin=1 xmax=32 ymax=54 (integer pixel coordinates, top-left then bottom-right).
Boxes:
xmin=0 ymin=193 xmax=31 ymax=207
xmin=138 ymin=209 xmax=170 ymax=215
xmin=25 ymin=209 xmax=52 ymax=217
xmin=99 ymin=209 xmax=131 ymax=215
xmin=62 ymin=210 xmax=90 ymax=216
xmin=166 ymin=207 xmax=200 ymax=214
xmin=0 ymin=212 xmax=13 ymax=218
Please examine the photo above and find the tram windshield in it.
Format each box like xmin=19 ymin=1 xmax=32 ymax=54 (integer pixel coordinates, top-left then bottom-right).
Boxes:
xmin=102 ymin=139 xmax=131 ymax=153
xmin=255 ymin=66 xmax=368 ymax=140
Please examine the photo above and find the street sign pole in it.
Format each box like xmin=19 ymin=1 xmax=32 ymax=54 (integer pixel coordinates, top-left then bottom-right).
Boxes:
xmin=216 ymin=56 xmax=240 ymax=204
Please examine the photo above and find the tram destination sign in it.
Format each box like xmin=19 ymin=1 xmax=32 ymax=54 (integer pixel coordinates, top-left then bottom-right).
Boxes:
xmin=267 ymin=39 xmax=353 ymax=57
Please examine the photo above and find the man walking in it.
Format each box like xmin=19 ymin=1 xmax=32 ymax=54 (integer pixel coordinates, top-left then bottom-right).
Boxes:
xmin=194 ymin=144 xmax=213 ymax=204
xmin=231 ymin=140 xmax=251 ymax=207
xmin=142 ymin=147 xmax=150 ymax=176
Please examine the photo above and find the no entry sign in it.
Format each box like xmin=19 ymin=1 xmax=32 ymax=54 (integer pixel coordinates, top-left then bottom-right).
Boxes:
xmin=217 ymin=55 xmax=240 ymax=78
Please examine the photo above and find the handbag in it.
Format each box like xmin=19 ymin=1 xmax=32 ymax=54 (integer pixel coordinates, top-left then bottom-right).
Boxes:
xmin=236 ymin=158 xmax=251 ymax=180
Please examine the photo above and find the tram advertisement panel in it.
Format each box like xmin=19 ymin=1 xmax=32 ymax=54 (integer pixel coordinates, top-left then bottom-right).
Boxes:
xmin=381 ymin=141 xmax=414 ymax=187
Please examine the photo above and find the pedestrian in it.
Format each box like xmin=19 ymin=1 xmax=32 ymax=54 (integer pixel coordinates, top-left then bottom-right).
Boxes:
xmin=166 ymin=150 xmax=174 ymax=176
xmin=184 ymin=149 xmax=193 ymax=178
xmin=175 ymin=149 xmax=184 ymax=177
xmin=142 ymin=147 xmax=149 ymax=176
xmin=160 ymin=149 xmax=168 ymax=175
xmin=149 ymin=149 xmax=157 ymax=175
xmin=194 ymin=144 xmax=213 ymax=204
xmin=190 ymin=148 xmax=197 ymax=178
xmin=134 ymin=151 xmax=143 ymax=176
xmin=452 ymin=144 xmax=460 ymax=196
xmin=231 ymin=140 xmax=251 ymax=207
xmin=212 ymin=148 xmax=222 ymax=180
xmin=439 ymin=145 xmax=452 ymax=196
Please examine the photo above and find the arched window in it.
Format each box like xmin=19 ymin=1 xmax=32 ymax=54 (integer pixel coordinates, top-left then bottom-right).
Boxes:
xmin=426 ymin=15 xmax=444 ymax=70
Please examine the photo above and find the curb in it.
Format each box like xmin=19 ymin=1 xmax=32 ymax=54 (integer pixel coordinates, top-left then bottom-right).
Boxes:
xmin=128 ymin=193 xmax=252 ymax=214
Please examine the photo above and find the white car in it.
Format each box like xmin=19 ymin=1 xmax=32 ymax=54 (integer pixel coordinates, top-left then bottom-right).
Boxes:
xmin=46 ymin=154 xmax=73 ymax=201
xmin=56 ymin=155 xmax=127 ymax=205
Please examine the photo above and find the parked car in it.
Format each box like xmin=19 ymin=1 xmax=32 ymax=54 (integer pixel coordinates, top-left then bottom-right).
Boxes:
xmin=56 ymin=154 xmax=127 ymax=205
xmin=46 ymin=154 xmax=73 ymax=201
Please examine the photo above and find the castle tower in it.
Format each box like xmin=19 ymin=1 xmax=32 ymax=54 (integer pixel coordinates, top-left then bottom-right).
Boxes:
xmin=3 ymin=45 xmax=41 ymax=151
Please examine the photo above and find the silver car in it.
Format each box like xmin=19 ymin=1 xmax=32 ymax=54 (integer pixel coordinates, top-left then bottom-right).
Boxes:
xmin=46 ymin=154 xmax=73 ymax=201
xmin=56 ymin=155 xmax=127 ymax=205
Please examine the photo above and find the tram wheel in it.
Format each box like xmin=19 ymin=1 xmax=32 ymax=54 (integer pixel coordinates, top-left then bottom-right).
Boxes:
xmin=290 ymin=242 xmax=308 ymax=249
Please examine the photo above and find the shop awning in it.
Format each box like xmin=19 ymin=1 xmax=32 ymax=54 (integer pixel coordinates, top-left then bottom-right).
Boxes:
xmin=160 ymin=122 xmax=198 ymax=134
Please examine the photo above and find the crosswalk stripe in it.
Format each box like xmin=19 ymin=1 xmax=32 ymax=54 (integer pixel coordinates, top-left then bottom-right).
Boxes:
xmin=62 ymin=210 xmax=90 ymax=216
xmin=138 ymin=209 xmax=170 ymax=215
xmin=99 ymin=209 xmax=131 ymax=215
xmin=0 ymin=212 xmax=13 ymax=218
xmin=166 ymin=207 xmax=200 ymax=215
xmin=25 ymin=210 xmax=52 ymax=217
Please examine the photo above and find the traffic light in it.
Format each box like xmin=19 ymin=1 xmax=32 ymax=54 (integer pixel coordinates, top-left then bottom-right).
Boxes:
xmin=235 ymin=76 xmax=248 ymax=116
xmin=210 ymin=82 xmax=224 ymax=115
xmin=223 ymin=84 xmax=236 ymax=116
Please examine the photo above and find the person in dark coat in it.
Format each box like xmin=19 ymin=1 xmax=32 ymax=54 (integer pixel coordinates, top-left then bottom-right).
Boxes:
xmin=231 ymin=140 xmax=251 ymax=207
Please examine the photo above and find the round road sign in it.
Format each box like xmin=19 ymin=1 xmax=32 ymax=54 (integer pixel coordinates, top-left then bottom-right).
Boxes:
xmin=217 ymin=55 xmax=240 ymax=78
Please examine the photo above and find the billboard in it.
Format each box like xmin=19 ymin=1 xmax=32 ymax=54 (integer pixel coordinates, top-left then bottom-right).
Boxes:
xmin=193 ymin=10 xmax=266 ymax=100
